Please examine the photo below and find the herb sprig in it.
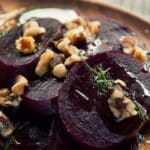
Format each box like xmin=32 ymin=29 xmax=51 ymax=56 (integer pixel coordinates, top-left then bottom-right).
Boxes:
xmin=134 ymin=100 xmax=149 ymax=123
xmin=2 ymin=136 xmax=14 ymax=150
xmin=85 ymin=63 xmax=112 ymax=96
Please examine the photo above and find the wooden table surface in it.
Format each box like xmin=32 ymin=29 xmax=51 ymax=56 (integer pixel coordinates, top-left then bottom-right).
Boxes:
xmin=96 ymin=0 xmax=150 ymax=21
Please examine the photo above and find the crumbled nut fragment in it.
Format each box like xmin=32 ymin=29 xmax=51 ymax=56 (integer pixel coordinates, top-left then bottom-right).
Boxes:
xmin=50 ymin=54 xmax=65 ymax=68
xmin=0 ymin=111 xmax=14 ymax=137
xmin=65 ymin=26 xmax=87 ymax=44
xmin=0 ymin=88 xmax=10 ymax=97
xmin=16 ymin=36 xmax=36 ymax=54
xmin=108 ymin=84 xmax=137 ymax=121
xmin=57 ymin=38 xmax=71 ymax=55
xmin=120 ymin=36 xmax=148 ymax=63
xmin=111 ymin=88 xmax=124 ymax=99
xmin=23 ymin=20 xmax=46 ymax=37
xmin=68 ymin=45 xmax=80 ymax=55
xmin=35 ymin=49 xmax=54 ymax=77
xmin=114 ymin=79 xmax=126 ymax=88
xmin=11 ymin=75 xmax=28 ymax=95
xmin=65 ymin=17 xmax=87 ymax=30
xmin=57 ymin=38 xmax=80 ymax=56
xmin=87 ymin=21 xmax=101 ymax=35
xmin=120 ymin=36 xmax=137 ymax=48
xmin=133 ymin=46 xmax=147 ymax=63
xmin=64 ymin=54 xmax=81 ymax=66
xmin=5 ymin=93 xmax=22 ymax=107
xmin=52 ymin=63 xmax=67 ymax=78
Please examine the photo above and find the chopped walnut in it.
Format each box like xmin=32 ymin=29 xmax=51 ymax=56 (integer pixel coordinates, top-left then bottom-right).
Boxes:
xmin=50 ymin=54 xmax=65 ymax=68
xmin=108 ymin=85 xmax=137 ymax=121
xmin=11 ymin=75 xmax=28 ymax=95
xmin=64 ymin=54 xmax=81 ymax=66
xmin=16 ymin=36 xmax=36 ymax=54
xmin=57 ymin=38 xmax=71 ymax=55
xmin=87 ymin=21 xmax=101 ymax=35
xmin=114 ymin=79 xmax=127 ymax=88
xmin=65 ymin=26 xmax=88 ymax=44
xmin=133 ymin=46 xmax=147 ymax=63
xmin=0 ymin=111 xmax=14 ymax=137
xmin=110 ymin=88 xmax=124 ymax=99
xmin=0 ymin=88 xmax=10 ymax=97
xmin=65 ymin=17 xmax=87 ymax=30
xmin=23 ymin=20 xmax=46 ymax=37
xmin=120 ymin=36 xmax=148 ymax=63
xmin=4 ymin=93 xmax=22 ymax=107
xmin=52 ymin=63 xmax=67 ymax=78
xmin=57 ymin=38 xmax=80 ymax=56
xmin=120 ymin=36 xmax=137 ymax=49
xmin=35 ymin=49 xmax=54 ymax=77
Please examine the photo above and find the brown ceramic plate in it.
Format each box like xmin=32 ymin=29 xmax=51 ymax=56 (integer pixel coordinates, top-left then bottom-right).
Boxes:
xmin=0 ymin=0 xmax=150 ymax=149
xmin=0 ymin=0 xmax=150 ymax=48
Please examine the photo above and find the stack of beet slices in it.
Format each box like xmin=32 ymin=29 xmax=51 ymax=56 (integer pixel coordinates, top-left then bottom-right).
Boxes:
xmin=0 ymin=17 xmax=149 ymax=150
xmin=58 ymin=51 xmax=150 ymax=150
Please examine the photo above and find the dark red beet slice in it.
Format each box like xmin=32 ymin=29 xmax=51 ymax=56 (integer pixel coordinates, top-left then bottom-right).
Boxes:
xmin=0 ymin=18 xmax=65 ymax=88
xmin=22 ymin=18 xmax=135 ymax=116
xmin=85 ymin=18 xmax=133 ymax=55
xmin=58 ymin=51 xmax=150 ymax=149
xmin=22 ymin=76 xmax=62 ymax=115
xmin=0 ymin=107 xmax=51 ymax=150
xmin=48 ymin=118 xmax=138 ymax=150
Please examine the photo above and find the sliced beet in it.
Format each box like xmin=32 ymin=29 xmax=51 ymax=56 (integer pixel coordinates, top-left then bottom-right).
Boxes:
xmin=48 ymin=118 xmax=138 ymax=150
xmin=58 ymin=51 xmax=150 ymax=149
xmin=22 ymin=18 xmax=135 ymax=116
xmin=22 ymin=76 xmax=62 ymax=115
xmin=0 ymin=106 xmax=51 ymax=150
xmin=0 ymin=18 xmax=65 ymax=88
xmin=85 ymin=18 xmax=133 ymax=55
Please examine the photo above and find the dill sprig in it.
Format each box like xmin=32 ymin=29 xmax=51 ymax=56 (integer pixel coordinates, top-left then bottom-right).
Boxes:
xmin=85 ymin=62 xmax=112 ymax=96
xmin=2 ymin=136 xmax=14 ymax=150
xmin=134 ymin=100 xmax=149 ymax=123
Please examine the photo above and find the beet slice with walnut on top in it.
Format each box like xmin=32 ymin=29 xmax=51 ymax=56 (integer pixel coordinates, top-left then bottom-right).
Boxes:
xmin=0 ymin=18 xmax=65 ymax=88
xmin=58 ymin=51 xmax=150 ymax=149
xmin=22 ymin=18 xmax=134 ymax=116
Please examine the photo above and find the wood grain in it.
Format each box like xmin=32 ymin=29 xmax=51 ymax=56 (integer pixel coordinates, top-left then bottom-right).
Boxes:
xmin=87 ymin=0 xmax=150 ymax=21
xmin=0 ymin=0 xmax=150 ymax=47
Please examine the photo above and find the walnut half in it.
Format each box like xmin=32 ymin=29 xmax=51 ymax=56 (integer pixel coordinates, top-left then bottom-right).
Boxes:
xmin=0 ymin=111 xmax=14 ymax=138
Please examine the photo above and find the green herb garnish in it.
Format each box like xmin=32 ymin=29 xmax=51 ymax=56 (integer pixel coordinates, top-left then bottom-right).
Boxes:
xmin=134 ymin=100 xmax=149 ymax=123
xmin=0 ymin=31 xmax=7 ymax=38
xmin=85 ymin=62 xmax=112 ymax=96
xmin=2 ymin=137 xmax=14 ymax=150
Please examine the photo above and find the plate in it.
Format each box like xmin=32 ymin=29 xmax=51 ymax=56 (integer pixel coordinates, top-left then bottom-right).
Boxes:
xmin=0 ymin=0 xmax=150 ymax=48
xmin=0 ymin=0 xmax=150 ymax=149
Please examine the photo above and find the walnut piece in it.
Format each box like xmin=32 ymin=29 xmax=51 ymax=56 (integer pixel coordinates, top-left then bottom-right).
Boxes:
xmin=87 ymin=21 xmax=101 ymax=35
xmin=35 ymin=49 xmax=54 ymax=77
xmin=120 ymin=36 xmax=148 ymax=63
xmin=64 ymin=54 xmax=81 ymax=66
xmin=16 ymin=36 xmax=36 ymax=54
xmin=23 ymin=20 xmax=46 ymax=37
xmin=0 ymin=111 xmax=14 ymax=137
xmin=114 ymin=79 xmax=127 ymax=88
xmin=65 ymin=17 xmax=87 ymax=30
xmin=11 ymin=75 xmax=28 ymax=95
xmin=52 ymin=63 xmax=67 ymax=78
xmin=0 ymin=88 xmax=10 ymax=97
xmin=108 ymin=82 xmax=137 ymax=121
xmin=65 ymin=26 xmax=88 ymax=44
xmin=0 ymin=88 xmax=22 ymax=107
xmin=57 ymin=38 xmax=80 ymax=56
